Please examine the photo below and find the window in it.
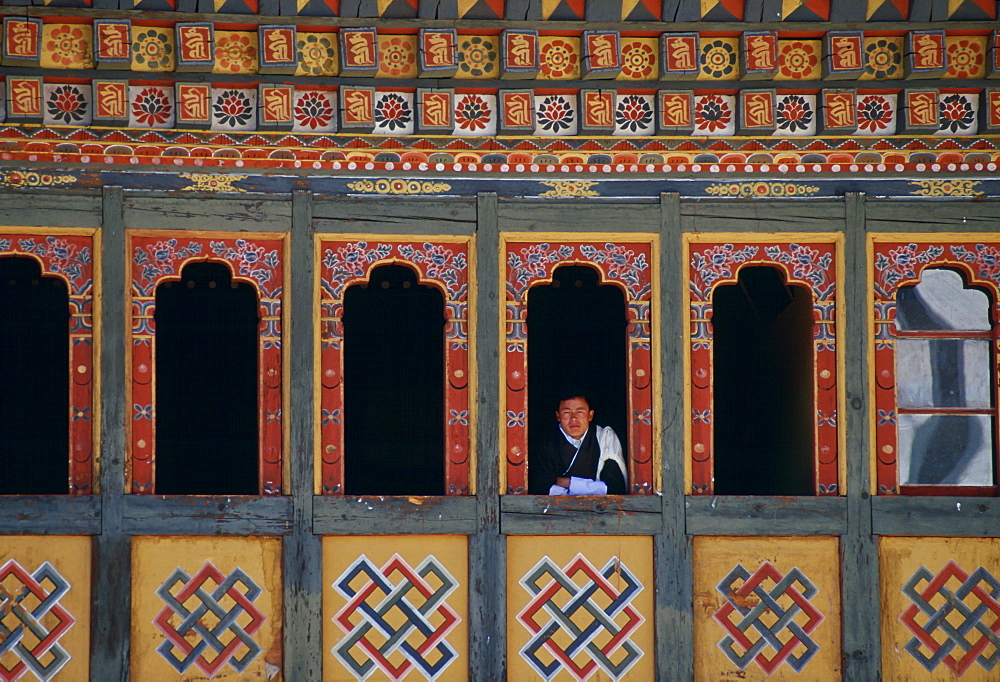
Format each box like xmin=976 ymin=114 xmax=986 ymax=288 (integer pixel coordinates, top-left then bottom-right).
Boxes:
xmin=319 ymin=238 xmax=472 ymax=495
xmin=0 ymin=234 xmax=95 ymax=495
xmin=502 ymin=237 xmax=657 ymax=494
xmin=129 ymin=234 xmax=285 ymax=495
xmin=687 ymin=237 xmax=841 ymax=496
xmin=873 ymin=238 xmax=1000 ymax=496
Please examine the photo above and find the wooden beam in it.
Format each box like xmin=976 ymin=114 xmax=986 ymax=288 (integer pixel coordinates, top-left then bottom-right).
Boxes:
xmin=122 ymin=195 xmax=293 ymax=232
xmin=313 ymin=495 xmax=479 ymax=534
xmin=501 ymin=495 xmax=662 ymax=534
xmin=0 ymin=496 xmax=101 ymax=534
xmin=121 ymin=496 xmax=295 ymax=534
xmin=872 ymin=497 xmax=1000 ymax=536
xmin=684 ymin=496 xmax=848 ymax=535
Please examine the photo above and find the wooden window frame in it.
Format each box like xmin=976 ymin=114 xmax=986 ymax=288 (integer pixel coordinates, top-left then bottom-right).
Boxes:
xmin=685 ymin=234 xmax=843 ymax=496
xmin=317 ymin=236 xmax=474 ymax=495
xmin=872 ymin=236 xmax=1000 ymax=496
xmin=501 ymin=234 xmax=658 ymax=495
xmin=128 ymin=232 xmax=286 ymax=495
xmin=0 ymin=229 xmax=96 ymax=494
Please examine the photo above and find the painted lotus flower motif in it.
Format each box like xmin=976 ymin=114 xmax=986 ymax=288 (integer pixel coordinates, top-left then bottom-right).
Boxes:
xmin=294 ymin=91 xmax=335 ymax=130
xmin=297 ymin=34 xmax=336 ymax=76
xmin=131 ymin=87 xmax=173 ymax=126
xmin=938 ymin=94 xmax=975 ymax=133
xmin=946 ymin=39 xmax=984 ymax=79
xmin=694 ymin=95 xmax=732 ymax=133
xmin=132 ymin=30 xmax=172 ymax=70
xmin=215 ymin=33 xmax=256 ymax=73
xmin=620 ymin=40 xmax=655 ymax=79
xmin=213 ymin=89 xmax=254 ymax=128
xmin=374 ymin=93 xmax=412 ymax=132
xmin=864 ymin=39 xmax=901 ymax=79
xmin=700 ymin=40 xmax=736 ymax=78
xmin=46 ymin=85 xmax=88 ymax=125
xmin=454 ymin=95 xmax=491 ymax=132
xmin=615 ymin=95 xmax=653 ymax=133
xmin=857 ymin=95 xmax=892 ymax=132
xmin=779 ymin=41 xmax=819 ymax=79
xmin=458 ymin=36 xmax=496 ymax=78
xmin=536 ymin=96 xmax=575 ymax=133
xmin=540 ymin=38 xmax=578 ymax=79
xmin=776 ymin=95 xmax=813 ymax=133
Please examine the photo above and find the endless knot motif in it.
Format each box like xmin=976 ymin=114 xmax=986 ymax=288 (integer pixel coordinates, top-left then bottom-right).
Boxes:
xmin=517 ymin=554 xmax=645 ymax=681
xmin=0 ymin=560 xmax=76 ymax=682
xmin=713 ymin=562 xmax=824 ymax=674
xmin=332 ymin=554 xmax=461 ymax=680
xmin=153 ymin=562 xmax=266 ymax=677
xmin=899 ymin=560 xmax=1000 ymax=675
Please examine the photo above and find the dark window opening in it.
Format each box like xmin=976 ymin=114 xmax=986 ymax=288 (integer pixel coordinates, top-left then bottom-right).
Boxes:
xmin=713 ymin=266 xmax=814 ymax=495
xmin=154 ymin=262 xmax=259 ymax=495
xmin=0 ymin=257 xmax=69 ymax=494
xmin=343 ymin=264 xmax=445 ymax=496
xmin=527 ymin=265 xmax=629 ymax=463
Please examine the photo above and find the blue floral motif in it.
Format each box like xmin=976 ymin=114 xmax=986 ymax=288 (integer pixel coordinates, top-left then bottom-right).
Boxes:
xmin=322 ymin=242 xmax=394 ymax=297
xmin=615 ymin=95 xmax=653 ymax=134
xmin=580 ymin=243 xmax=650 ymax=299
xmin=690 ymin=244 xmax=759 ymax=299
xmin=212 ymin=89 xmax=254 ymax=128
xmin=209 ymin=239 xmax=280 ymax=288
xmin=16 ymin=236 xmax=93 ymax=294
xmin=950 ymin=244 xmax=1000 ymax=285
xmin=397 ymin=242 xmax=468 ymax=297
xmin=775 ymin=95 xmax=813 ymax=133
xmin=507 ymin=243 xmax=575 ymax=296
xmin=763 ymin=243 xmax=832 ymax=289
xmin=536 ymin=96 xmax=575 ymax=134
xmin=46 ymin=85 xmax=89 ymax=125
xmin=373 ymin=93 xmax=412 ymax=132
xmin=938 ymin=94 xmax=975 ymax=134
xmin=873 ymin=243 xmax=944 ymax=293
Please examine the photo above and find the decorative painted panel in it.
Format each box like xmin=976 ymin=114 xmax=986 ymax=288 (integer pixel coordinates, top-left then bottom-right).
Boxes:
xmin=501 ymin=235 xmax=657 ymax=494
xmin=131 ymin=536 xmax=282 ymax=680
xmin=323 ymin=535 xmax=468 ymax=682
xmin=685 ymin=235 xmax=842 ymax=495
xmin=128 ymin=232 xmax=285 ymax=494
xmin=693 ymin=536 xmax=842 ymax=680
xmin=507 ymin=535 xmax=653 ymax=681
xmin=871 ymin=235 xmax=1000 ymax=495
xmin=317 ymin=236 xmax=473 ymax=495
xmin=881 ymin=536 xmax=1000 ymax=680
xmin=0 ymin=230 xmax=95 ymax=494
xmin=0 ymin=536 xmax=91 ymax=681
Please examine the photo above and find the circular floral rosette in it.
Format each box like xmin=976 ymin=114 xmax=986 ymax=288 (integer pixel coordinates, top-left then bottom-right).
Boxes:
xmin=132 ymin=30 xmax=173 ymax=71
xmin=453 ymin=94 xmax=495 ymax=136
xmin=619 ymin=40 xmax=656 ymax=79
xmin=615 ymin=95 xmax=653 ymax=135
xmin=45 ymin=85 xmax=90 ymax=126
xmin=378 ymin=36 xmax=416 ymax=78
xmin=539 ymin=38 xmax=579 ymax=79
xmin=856 ymin=95 xmax=895 ymax=135
xmin=212 ymin=89 xmax=255 ymax=130
xmin=775 ymin=95 xmax=814 ymax=135
xmin=296 ymin=34 xmax=337 ymax=76
xmin=938 ymin=94 xmax=975 ymax=134
xmin=214 ymin=32 xmax=258 ymax=74
xmin=700 ymin=40 xmax=737 ymax=79
xmin=293 ymin=91 xmax=336 ymax=132
xmin=457 ymin=36 xmax=497 ymax=78
xmin=778 ymin=41 xmax=819 ymax=80
xmin=946 ymin=38 xmax=984 ymax=79
xmin=863 ymin=39 xmax=901 ymax=79
xmin=534 ymin=95 xmax=576 ymax=135
xmin=373 ymin=93 xmax=413 ymax=134
xmin=44 ymin=25 xmax=92 ymax=69
xmin=694 ymin=95 xmax=733 ymax=134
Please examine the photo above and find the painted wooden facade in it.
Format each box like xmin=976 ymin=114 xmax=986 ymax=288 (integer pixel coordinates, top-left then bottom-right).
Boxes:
xmin=0 ymin=0 xmax=999 ymax=680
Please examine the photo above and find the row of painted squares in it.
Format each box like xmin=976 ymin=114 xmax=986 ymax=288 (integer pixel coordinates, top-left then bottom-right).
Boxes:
xmin=3 ymin=80 xmax=995 ymax=136
xmin=3 ymin=20 xmax=1000 ymax=82
xmin=2 ymin=536 xmax=999 ymax=680
xmin=0 ymin=0 xmax=995 ymax=22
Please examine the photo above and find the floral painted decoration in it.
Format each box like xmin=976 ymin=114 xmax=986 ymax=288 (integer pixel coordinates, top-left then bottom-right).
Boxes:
xmin=863 ymin=39 xmax=901 ymax=79
xmin=939 ymin=94 xmax=976 ymax=134
xmin=373 ymin=93 xmax=412 ymax=133
xmin=46 ymin=85 xmax=89 ymax=126
xmin=539 ymin=38 xmax=580 ymax=79
xmin=293 ymin=91 xmax=335 ymax=131
xmin=857 ymin=95 xmax=894 ymax=133
xmin=700 ymin=39 xmax=737 ymax=79
xmin=130 ymin=87 xmax=173 ymax=127
xmin=775 ymin=95 xmax=814 ymax=134
xmin=296 ymin=33 xmax=337 ymax=76
xmin=615 ymin=95 xmax=653 ymax=134
xmin=43 ymin=25 xmax=93 ymax=69
xmin=694 ymin=95 xmax=732 ymax=134
xmin=778 ymin=41 xmax=819 ymax=80
xmin=457 ymin=36 xmax=497 ymax=78
xmin=132 ymin=29 xmax=173 ymax=71
xmin=946 ymin=37 xmax=985 ymax=79
xmin=378 ymin=35 xmax=416 ymax=78
xmin=454 ymin=95 xmax=492 ymax=134
xmin=619 ymin=39 xmax=656 ymax=79
xmin=215 ymin=32 xmax=257 ymax=74
xmin=535 ymin=95 xmax=575 ymax=134
xmin=213 ymin=90 xmax=254 ymax=129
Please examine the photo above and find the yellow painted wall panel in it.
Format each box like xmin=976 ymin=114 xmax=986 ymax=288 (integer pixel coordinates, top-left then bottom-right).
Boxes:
xmin=0 ymin=536 xmax=91 ymax=680
xmin=881 ymin=536 xmax=1000 ymax=681
xmin=693 ymin=536 xmax=842 ymax=680
xmin=507 ymin=535 xmax=654 ymax=681
xmin=130 ymin=535 xmax=283 ymax=680
xmin=323 ymin=535 xmax=469 ymax=681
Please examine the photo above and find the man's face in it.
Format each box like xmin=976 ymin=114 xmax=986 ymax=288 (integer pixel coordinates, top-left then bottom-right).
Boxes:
xmin=556 ymin=397 xmax=594 ymax=439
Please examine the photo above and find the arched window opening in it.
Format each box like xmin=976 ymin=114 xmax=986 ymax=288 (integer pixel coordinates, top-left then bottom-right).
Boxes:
xmin=0 ymin=257 xmax=69 ymax=494
xmin=895 ymin=268 xmax=996 ymax=488
xmin=154 ymin=261 xmax=259 ymax=495
xmin=713 ymin=266 xmax=814 ymax=495
xmin=342 ymin=263 xmax=446 ymax=496
xmin=526 ymin=265 xmax=629 ymax=487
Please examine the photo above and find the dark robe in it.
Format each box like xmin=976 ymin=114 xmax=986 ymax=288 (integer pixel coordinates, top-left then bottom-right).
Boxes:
xmin=528 ymin=426 xmax=627 ymax=495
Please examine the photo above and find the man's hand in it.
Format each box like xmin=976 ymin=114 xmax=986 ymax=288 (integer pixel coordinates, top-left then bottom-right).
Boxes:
xmin=555 ymin=476 xmax=571 ymax=488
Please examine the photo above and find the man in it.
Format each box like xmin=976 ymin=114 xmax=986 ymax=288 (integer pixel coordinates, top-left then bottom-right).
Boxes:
xmin=528 ymin=394 xmax=628 ymax=495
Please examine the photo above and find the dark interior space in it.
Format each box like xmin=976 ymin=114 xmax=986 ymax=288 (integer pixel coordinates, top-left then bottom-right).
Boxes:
xmin=527 ymin=265 xmax=629 ymax=463
xmin=343 ymin=263 xmax=446 ymax=495
xmin=712 ymin=266 xmax=815 ymax=495
xmin=155 ymin=261 xmax=260 ymax=495
xmin=0 ymin=257 xmax=69 ymax=494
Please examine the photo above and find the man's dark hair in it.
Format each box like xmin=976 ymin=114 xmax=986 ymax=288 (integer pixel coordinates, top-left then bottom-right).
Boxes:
xmin=556 ymin=392 xmax=590 ymax=409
